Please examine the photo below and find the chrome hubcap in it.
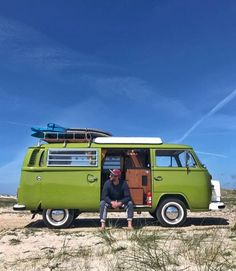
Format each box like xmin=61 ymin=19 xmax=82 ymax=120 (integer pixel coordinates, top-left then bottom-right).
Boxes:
xmin=161 ymin=202 xmax=184 ymax=225
xmin=165 ymin=206 xmax=179 ymax=220
xmin=45 ymin=209 xmax=70 ymax=227
xmin=50 ymin=210 xmax=66 ymax=222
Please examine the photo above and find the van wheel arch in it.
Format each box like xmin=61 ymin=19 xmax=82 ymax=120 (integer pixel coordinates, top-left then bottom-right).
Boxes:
xmin=158 ymin=194 xmax=189 ymax=210
xmin=42 ymin=209 xmax=74 ymax=229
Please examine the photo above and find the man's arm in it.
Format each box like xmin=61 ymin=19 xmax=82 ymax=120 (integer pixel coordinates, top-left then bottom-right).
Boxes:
xmin=101 ymin=181 xmax=112 ymax=204
xmin=120 ymin=181 xmax=132 ymax=205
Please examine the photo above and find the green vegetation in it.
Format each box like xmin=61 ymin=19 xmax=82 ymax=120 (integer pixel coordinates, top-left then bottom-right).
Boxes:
xmin=221 ymin=189 xmax=236 ymax=207
xmin=9 ymin=238 xmax=21 ymax=246
xmin=1 ymin=227 xmax=235 ymax=270
xmin=97 ymin=229 xmax=236 ymax=271
xmin=231 ymin=222 xmax=236 ymax=232
xmin=0 ymin=197 xmax=16 ymax=208
xmin=0 ymin=190 xmax=235 ymax=270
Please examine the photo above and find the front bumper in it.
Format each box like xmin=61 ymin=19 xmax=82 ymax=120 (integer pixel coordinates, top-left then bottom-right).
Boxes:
xmin=13 ymin=204 xmax=26 ymax=211
xmin=209 ymin=201 xmax=225 ymax=211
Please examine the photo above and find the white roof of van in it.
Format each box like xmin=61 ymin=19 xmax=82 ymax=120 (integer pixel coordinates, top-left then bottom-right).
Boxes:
xmin=94 ymin=137 xmax=162 ymax=144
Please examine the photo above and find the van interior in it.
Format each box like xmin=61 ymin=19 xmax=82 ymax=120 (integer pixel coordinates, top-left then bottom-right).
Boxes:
xmin=101 ymin=148 xmax=151 ymax=206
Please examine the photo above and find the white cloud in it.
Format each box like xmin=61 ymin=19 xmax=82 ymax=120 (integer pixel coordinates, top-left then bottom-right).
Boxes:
xmin=93 ymin=76 xmax=153 ymax=100
xmin=0 ymin=16 xmax=190 ymax=124
xmin=89 ymin=76 xmax=191 ymax=118
xmin=50 ymin=97 xmax=109 ymax=129
xmin=0 ymin=16 xmax=111 ymax=75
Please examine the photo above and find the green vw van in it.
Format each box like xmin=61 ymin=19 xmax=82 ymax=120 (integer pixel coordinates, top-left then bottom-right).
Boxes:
xmin=14 ymin=135 xmax=225 ymax=228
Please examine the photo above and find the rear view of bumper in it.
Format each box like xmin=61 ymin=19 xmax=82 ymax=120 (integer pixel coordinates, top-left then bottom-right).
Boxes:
xmin=209 ymin=201 xmax=225 ymax=210
xmin=210 ymin=180 xmax=225 ymax=210
xmin=13 ymin=204 xmax=26 ymax=211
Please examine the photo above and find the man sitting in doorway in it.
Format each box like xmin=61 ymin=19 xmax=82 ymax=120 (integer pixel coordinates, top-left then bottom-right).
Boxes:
xmin=100 ymin=169 xmax=134 ymax=229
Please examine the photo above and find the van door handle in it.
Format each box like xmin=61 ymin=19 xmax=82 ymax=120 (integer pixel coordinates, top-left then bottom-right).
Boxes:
xmin=87 ymin=174 xmax=98 ymax=183
xmin=154 ymin=176 xmax=163 ymax=181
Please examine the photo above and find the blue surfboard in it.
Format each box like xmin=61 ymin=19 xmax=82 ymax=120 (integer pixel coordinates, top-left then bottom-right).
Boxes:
xmin=31 ymin=123 xmax=67 ymax=138
xmin=31 ymin=123 xmax=112 ymax=141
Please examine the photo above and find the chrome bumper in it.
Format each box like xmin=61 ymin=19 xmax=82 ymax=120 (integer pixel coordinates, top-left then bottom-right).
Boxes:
xmin=13 ymin=204 xmax=26 ymax=211
xmin=209 ymin=202 xmax=225 ymax=210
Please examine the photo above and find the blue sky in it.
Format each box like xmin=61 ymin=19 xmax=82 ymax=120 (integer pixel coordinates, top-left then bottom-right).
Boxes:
xmin=0 ymin=0 xmax=236 ymax=194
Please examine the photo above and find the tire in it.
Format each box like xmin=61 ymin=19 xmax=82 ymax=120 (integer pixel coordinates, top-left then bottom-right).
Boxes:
xmin=42 ymin=209 xmax=74 ymax=229
xmin=156 ymin=198 xmax=187 ymax=227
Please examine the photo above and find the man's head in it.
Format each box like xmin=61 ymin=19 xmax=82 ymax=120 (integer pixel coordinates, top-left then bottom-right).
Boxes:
xmin=109 ymin=169 xmax=121 ymax=181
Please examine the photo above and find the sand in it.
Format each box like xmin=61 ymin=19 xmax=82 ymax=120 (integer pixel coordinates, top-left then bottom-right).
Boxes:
xmin=0 ymin=203 xmax=235 ymax=270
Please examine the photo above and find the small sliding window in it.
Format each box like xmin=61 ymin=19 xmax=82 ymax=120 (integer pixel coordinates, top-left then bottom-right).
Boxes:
xmin=47 ymin=148 xmax=98 ymax=167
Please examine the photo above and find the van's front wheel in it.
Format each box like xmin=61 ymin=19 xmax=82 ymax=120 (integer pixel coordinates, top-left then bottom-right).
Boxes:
xmin=42 ymin=209 xmax=74 ymax=229
xmin=156 ymin=198 xmax=187 ymax=227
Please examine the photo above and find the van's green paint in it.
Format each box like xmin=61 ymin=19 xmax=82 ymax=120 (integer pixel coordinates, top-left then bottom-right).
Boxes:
xmin=17 ymin=142 xmax=212 ymax=212
xmin=151 ymin=149 xmax=211 ymax=211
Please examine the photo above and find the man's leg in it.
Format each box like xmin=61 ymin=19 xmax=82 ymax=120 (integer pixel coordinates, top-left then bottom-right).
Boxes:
xmin=125 ymin=201 xmax=134 ymax=229
xmin=100 ymin=200 xmax=109 ymax=229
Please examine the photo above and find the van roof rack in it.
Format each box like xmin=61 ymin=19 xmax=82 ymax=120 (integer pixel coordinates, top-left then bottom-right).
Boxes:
xmin=31 ymin=123 xmax=112 ymax=143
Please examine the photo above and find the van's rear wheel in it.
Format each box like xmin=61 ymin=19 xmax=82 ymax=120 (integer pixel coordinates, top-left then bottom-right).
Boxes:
xmin=156 ymin=198 xmax=187 ymax=227
xmin=42 ymin=209 xmax=74 ymax=229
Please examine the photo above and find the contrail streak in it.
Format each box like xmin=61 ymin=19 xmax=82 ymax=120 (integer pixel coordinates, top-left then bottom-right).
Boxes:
xmin=177 ymin=89 xmax=236 ymax=142
xmin=195 ymin=151 xmax=227 ymax=158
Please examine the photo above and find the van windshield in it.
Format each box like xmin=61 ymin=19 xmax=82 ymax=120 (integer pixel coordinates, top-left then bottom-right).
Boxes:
xmin=155 ymin=150 xmax=197 ymax=168
xmin=192 ymin=151 xmax=207 ymax=168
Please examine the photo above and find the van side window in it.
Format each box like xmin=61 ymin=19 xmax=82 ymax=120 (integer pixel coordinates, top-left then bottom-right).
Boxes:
xmin=103 ymin=156 xmax=121 ymax=169
xmin=155 ymin=150 xmax=196 ymax=168
xmin=39 ymin=151 xmax=45 ymax=167
xmin=47 ymin=148 xmax=98 ymax=167
xmin=186 ymin=152 xmax=197 ymax=168
xmin=28 ymin=149 xmax=40 ymax=166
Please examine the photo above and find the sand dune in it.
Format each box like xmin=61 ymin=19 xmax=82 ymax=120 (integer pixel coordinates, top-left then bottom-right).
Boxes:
xmin=0 ymin=191 xmax=235 ymax=270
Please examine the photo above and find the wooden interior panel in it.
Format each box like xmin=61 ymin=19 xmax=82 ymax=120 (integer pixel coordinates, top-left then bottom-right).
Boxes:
xmin=129 ymin=188 xmax=144 ymax=205
xmin=126 ymin=169 xmax=142 ymax=187
xmin=126 ymin=169 xmax=150 ymax=188
xmin=126 ymin=169 xmax=151 ymax=205
xmin=130 ymin=155 xmax=142 ymax=167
